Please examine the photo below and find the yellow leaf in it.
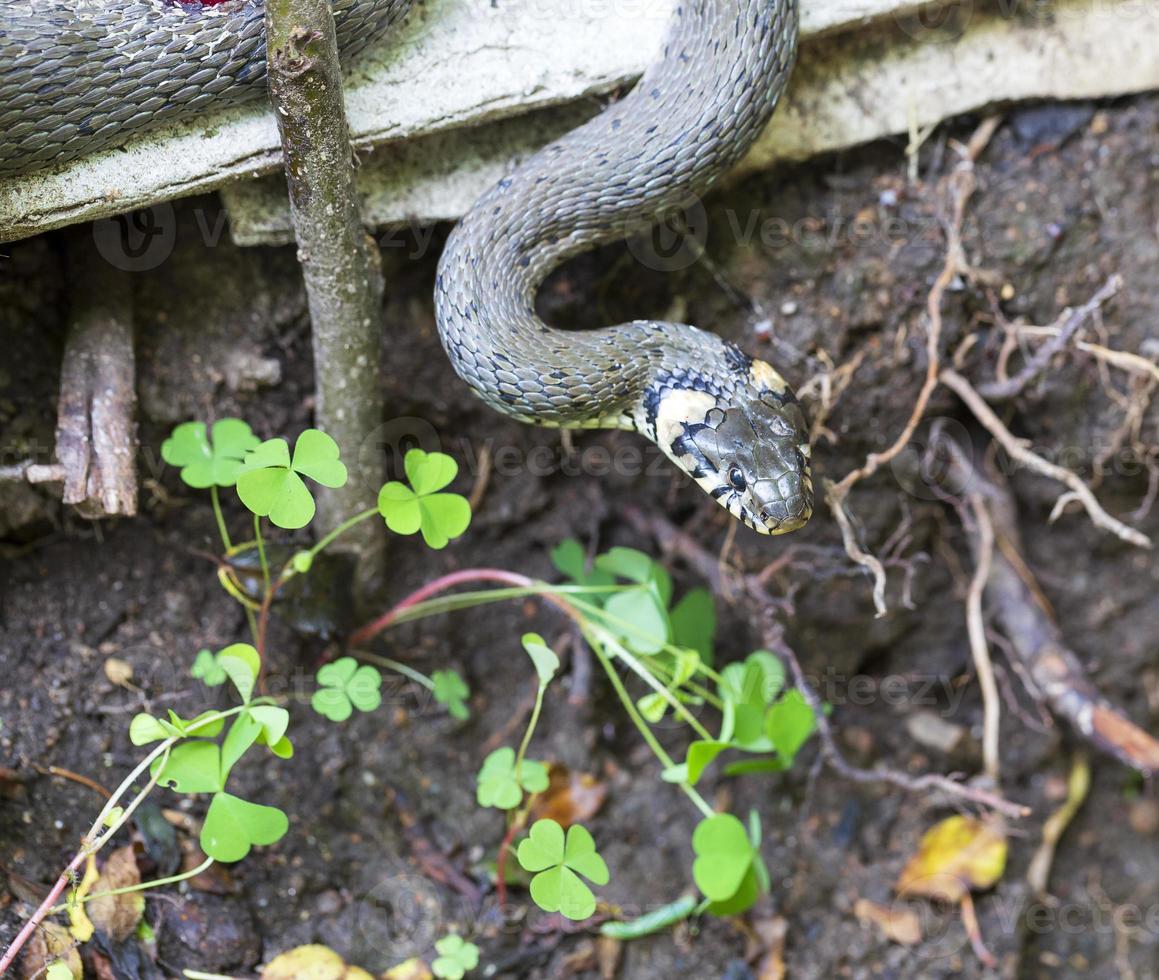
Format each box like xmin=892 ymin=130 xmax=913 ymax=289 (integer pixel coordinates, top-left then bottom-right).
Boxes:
xmin=67 ymin=853 xmax=99 ymax=943
xmin=22 ymin=921 xmax=83 ymax=979
xmin=262 ymin=944 xmax=375 ymax=980
xmin=381 ymin=959 xmax=434 ymax=980
xmin=895 ymin=815 xmax=1007 ymax=902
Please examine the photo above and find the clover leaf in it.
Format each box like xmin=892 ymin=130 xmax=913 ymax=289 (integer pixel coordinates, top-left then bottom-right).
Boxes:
xmin=217 ymin=642 xmax=261 ymax=704
xmin=431 ymin=934 xmax=480 ymax=980
xmin=200 ymin=791 xmax=289 ymax=863
xmin=691 ymin=812 xmax=768 ymax=916
xmin=236 ymin=429 xmax=348 ymax=529
xmin=161 ymin=419 xmax=260 ymax=489
xmin=764 ymin=689 xmax=816 ymax=766
xmin=432 ymin=669 xmax=471 ymax=720
xmin=377 ymin=449 xmax=471 ymax=549
xmin=517 ymin=819 xmax=609 ymax=921
xmin=521 ymin=633 xmax=559 ymax=686
xmin=191 ymin=648 xmax=227 ymax=687
xmin=718 ymin=651 xmax=785 ymax=749
xmin=312 ymin=657 xmax=382 ymax=722
xmin=475 ymin=747 xmax=548 ymax=810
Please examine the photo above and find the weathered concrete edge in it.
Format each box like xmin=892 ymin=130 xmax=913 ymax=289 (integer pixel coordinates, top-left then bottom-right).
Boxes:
xmin=0 ymin=0 xmax=948 ymax=243
xmin=226 ymin=0 xmax=1159 ymax=245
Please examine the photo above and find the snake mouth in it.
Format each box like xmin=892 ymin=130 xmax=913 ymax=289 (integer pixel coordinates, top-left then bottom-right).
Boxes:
xmin=754 ymin=471 xmax=814 ymax=535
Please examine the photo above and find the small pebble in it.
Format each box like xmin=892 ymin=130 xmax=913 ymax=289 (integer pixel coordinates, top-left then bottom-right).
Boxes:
xmin=780 ymin=300 xmax=798 ymax=316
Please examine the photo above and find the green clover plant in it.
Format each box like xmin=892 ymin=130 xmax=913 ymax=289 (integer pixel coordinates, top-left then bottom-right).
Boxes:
xmin=516 ymin=820 xmax=609 ymax=921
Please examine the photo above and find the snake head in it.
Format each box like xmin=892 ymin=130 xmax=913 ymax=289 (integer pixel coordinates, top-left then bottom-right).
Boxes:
xmin=654 ymin=357 xmax=813 ymax=534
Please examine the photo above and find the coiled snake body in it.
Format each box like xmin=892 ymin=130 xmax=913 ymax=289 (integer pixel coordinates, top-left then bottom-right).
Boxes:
xmin=2 ymin=0 xmax=813 ymax=534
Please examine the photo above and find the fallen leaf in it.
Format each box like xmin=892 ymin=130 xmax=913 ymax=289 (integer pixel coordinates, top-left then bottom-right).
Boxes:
xmin=529 ymin=765 xmax=609 ymax=828
xmin=21 ymin=921 xmax=82 ymax=980
xmin=103 ymin=658 xmax=134 ymax=687
xmin=895 ymin=815 xmax=1007 ymax=903
xmin=854 ymin=898 xmax=922 ymax=946
xmin=262 ymin=944 xmax=374 ymax=980
xmin=87 ymin=846 xmax=144 ymax=942
xmin=381 ymin=958 xmax=433 ymax=980
xmin=67 ymin=853 xmax=99 ymax=943
xmin=751 ymin=913 xmax=787 ymax=980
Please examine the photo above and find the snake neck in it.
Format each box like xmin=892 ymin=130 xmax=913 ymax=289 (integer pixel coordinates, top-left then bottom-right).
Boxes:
xmin=434 ymin=0 xmax=798 ymax=430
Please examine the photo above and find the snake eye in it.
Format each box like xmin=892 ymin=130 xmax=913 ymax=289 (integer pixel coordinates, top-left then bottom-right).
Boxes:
xmin=727 ymin=466 xmax=747 ymax=491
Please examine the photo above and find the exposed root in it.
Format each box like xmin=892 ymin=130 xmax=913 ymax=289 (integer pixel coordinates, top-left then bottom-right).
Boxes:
xmin=939 ymin=368 xmax=1150 ymax=549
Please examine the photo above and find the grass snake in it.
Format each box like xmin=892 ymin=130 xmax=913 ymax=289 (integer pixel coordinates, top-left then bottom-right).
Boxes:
xmin=1 ymin=0 xmax=813 ymax=534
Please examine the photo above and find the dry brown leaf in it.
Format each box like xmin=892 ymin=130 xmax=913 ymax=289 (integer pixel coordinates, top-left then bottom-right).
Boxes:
xmin=87 ymin=846 xmax=144 ymax=942
xmin=895 ymin=815 xmax=1007 ymax=903
xmin=528 ymin=764 xmax=608 ymax=828
xmin=853 ymin=898 xmax=922 ymax=946
xmin=380 ymin=958 xmax=433 ymax=980
xmin=21 ymin=921 xmax=82 ymax=979
xmin=103 ymin=658 xmax=134 ymax=687
xmin=595 ymin=934 xmax=622 ymax=980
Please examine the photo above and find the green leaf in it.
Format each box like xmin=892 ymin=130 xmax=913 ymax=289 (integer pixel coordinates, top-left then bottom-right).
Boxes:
xmin=670 ymin=588 xmax=715 ymax=664
xmin=161 ymin=419 xmax=260 ymax=489
xmin=191 ymin=648 xmax=227 ymax=687
xmin=200 ymin=792 xmax=289 ymax=863
xmin=405 ymin=448 xmax=458 ymax=495
xmin=431 ymin=935 xmax=479 ymax=980
xmin=521 ymin=633 xmax=559 ymax=686
xmin=267 ymin=736 xmax=294 ymax=759
xmin=236 ymin=430 xmax=347 ymax=529
xmin=217 ymin=643 xmax=261 ymax=704
xmin=378 ymin=450 xmax=473 ymax=550
xmin=691 ymin=813 xmax=755 ymax=903
xmin=152 ymin=741 xmax=223 ymax=794
xmin=764 ymin=689 xmax=817 ymax=766
xmin=549 ymin=538 xmax=587 ymax=582
xmin=290 ymin=429 xmax=348 ymax=489
xmin=290 ymin=550 xmax=314 ymax=574
xmin=476 ymin=747 xmax=547 ymax=810
xmin=46 ymin=963 xmax=75 ymax=980
xmin=517 ymin=820 xmax=608 ymax=921
xmin=604 ymin=588 xmax=668 ymax=655
xmin=129 ymin=713 xmax=169 ymax=746
xmin=686 ymin=740 xmax=730 ymax=785
xmin=637 ymin=691 xmax=669 ymax=724
xmin=220 ymin=712 xmax=261 ymax=782
xmin=432 ymin=669 xmax=471 ymax=720
xmin=718 ymin=651 xmax=785 ymax=750
xmin=249 ymin=705 xmax=290 ymax=748
xmin=312 ymin=657 xmax=382 ymax=722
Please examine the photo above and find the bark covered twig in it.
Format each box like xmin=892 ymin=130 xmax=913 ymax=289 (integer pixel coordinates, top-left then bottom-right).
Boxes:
xmin=55 ymin=234 xmax=138 ymax=518
xmin=266 ymin=0 xmax=385 ymax=553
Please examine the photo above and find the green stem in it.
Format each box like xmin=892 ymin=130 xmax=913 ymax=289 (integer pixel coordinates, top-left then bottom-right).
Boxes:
xmin=307 ymin=505 xmax=378 ymax=560
xmin=210 ymin=486 xmax=232 ymax=552
xmin=514 ymin=683 xmax=547 ymax=784
xmin=244 ymin=605 xmax=260 ymax=646
xmin=358 ymin=653 xmax=434 ymax=691
xmin=587 ymin=628 xmax=713 ymax=820
xmin=253 ymin=514 xmax=270 ymax=596
xmin=53 ymin=857 xmax=216 ymax=915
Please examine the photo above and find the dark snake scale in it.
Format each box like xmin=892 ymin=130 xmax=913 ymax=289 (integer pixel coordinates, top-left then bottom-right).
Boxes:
xmin=2 ymin=0 xmax=814 ymax=534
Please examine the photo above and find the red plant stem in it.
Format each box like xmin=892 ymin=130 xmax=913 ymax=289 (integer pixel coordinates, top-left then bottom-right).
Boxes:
xmin=348 ymin=568 xmax=539 ymax=649
xmin=0 ymin=849 xmax=87 ymax=973
xmin=495 ymin=818 xmax=521 ymax=911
